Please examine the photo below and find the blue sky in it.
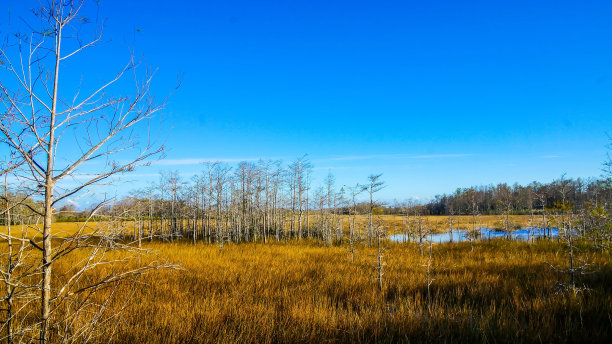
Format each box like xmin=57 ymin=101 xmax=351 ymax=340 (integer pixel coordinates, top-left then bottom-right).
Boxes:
xmin=1 ymin=0 xmax=611 ymax=202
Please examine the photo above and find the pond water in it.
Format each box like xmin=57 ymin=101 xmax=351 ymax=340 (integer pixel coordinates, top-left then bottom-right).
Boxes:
xmin=389 ymin=228 xmax=564 ymax=244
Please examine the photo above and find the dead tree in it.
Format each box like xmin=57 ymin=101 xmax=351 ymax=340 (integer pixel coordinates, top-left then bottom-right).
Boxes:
xmin=325 ymin=172 xmax=336 ymax=246
xmin=424 ymin=240 xmax=435 ymax=310
xmin=536 ymin=187 xmax=549 ymax=238
xmin=466 ymin=188 xmax=480 ymax=251
xmin=213 ymin=163 xmax=231 ymax=250
xmin=496 ymin=183 xmax=514 ymax=238
xmin=412 ymin=205 xmax=428 ymax=256
xmin=347 ymin=184 xmax=362 ymax=262
xmin=289 ymin=155 xmax=310 ymax=239
xmin=0 ymin=152 xmax=41 ymax=342
xmin=447 ymin=206 xmax=456 ymax=243
xmin=546 ymin=212 xmax=589 ymax=294
xmin=363 ymin=174 xmax=385 ymax=247
xmin=373 ymin=221 xmax=386 ymax=292
xmin=0 ymin=1 xmax=178 ymax=341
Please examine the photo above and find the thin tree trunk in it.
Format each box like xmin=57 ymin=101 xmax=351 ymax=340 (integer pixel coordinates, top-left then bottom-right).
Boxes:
xmin=40 ymin=23 xmax=62 ymax=343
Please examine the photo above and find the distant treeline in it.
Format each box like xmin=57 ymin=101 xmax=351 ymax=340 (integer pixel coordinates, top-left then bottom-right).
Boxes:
xmin=381 ymin=177 xmax=610 ymax=216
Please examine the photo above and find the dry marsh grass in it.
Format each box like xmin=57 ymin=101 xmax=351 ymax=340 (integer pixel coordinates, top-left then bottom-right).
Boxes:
xmin=53 ymin=239 xmax=611 ymax=343
xmin=0 ymin=215 xmax=540 ymax=239
xmin=0 ymin=215 xmax=541 ymax=242
xmin=294 ymin=214 xmax=539 ymax=232
xmin=2 ymin=218 xmax=609 ymax=343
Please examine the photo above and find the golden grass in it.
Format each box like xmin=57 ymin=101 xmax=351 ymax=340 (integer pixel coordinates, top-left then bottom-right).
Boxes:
xmin=0 ymin=221 xmax=125 ymax=238
xmin=285 ymin=214 xmax=540 ymax=232
xmin=2 ymin=217 xmax=609 ymax=343
xmin=43 ymin=238 xmax=610 ymax=343
xmin=1 ymin=214 xmax=540 ymax=239
xmin=363 ymin=214 xmax=540 ymax=232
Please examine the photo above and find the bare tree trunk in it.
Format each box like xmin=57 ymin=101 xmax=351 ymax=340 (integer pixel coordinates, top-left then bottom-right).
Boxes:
xmin=41 ymin=159 xmax=54 ymax=344
xmin=470 ymin=213 xmax=475 ymax=251
xmin=418 ymin=214 xmax=424 ymax=256
xmin=3 ymin=177 xmax=13 ymax=344
xmin=568 ymin=215 xmax=575 ymax=291
xmin=138 ymin=212 xmax=142 ymax=248
xmin=349 ymin=221 xmax=355 ymax=262
xmin=376 ymin=228 xmax=384 ymax=291
xmin=40 ymin=23 xmax=62 ymax=342
xmin=426 ymin=241 xmax=433 ymax=308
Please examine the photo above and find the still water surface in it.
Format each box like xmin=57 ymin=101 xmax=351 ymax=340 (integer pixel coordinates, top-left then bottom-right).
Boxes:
xmin=389 ymin=228 xmax=563 ymax=243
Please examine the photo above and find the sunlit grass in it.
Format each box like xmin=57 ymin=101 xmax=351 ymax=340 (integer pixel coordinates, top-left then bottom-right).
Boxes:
xmin=83 ymin=239 xmax=612 ymax=343
xmin=2 ymin=219 xmax=609 ymax=343
xmin=0 ymin=214 xmax=540 ymax=239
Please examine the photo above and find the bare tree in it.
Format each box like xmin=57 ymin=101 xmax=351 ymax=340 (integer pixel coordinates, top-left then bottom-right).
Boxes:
xmin=362 ymin=175 xmax=386 ymax=291
xmin=346 ymin=184 xmax=362 ymax=262
xmin=363 ymin=174 xmax=385 ymax=247
xmin=373 ymin=219 xmax=386 ymax=292
xmin=423 ymin=240 xmax=435 ymax=310
xmin=0 ymin=151 xmax=41 ymax=342
xmin=496 ymin=183 xmax=515 ymax=238
xmin=0 ymin=1 xmax=177 ymax=341
xmin=535 ymin=184 xmax=549 ymax=238
xmin=212 ymin=163 xmax=231 ymax=250
xmin=411 ymin=205 xmax=428 ymax=256
xmin=288 ymin=155 xmax=310 ymax=239
xmin=325 ymin=171 xmax=335 ymax=246
xmin=466 ymin=188 xmax=479 ymax=251
xmin=447 ymin=202 xmax=456 ymax=243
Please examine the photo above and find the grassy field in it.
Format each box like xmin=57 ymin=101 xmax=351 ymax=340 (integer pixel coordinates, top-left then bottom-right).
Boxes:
xmin=0 ymin=214 xmax=546 ymax=239
xmin=363 ymin=214 xmax=544 ymax=233
xmin=2 ymin=218 xmax=609 ymax=343
xmin=43 ymin=238 xmax=611 ymax=343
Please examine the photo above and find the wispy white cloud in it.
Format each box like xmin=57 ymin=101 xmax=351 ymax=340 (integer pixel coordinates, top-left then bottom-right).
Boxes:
xmin=315 ymin=154 xmax=400 ymax=162
xmin=152 ymin=157 xmax=260 ymax=166
xmin=141 ymin=153 xmax=474 ymax=166
xmin=315 ymin=153 xmax=473 ymax=162
xmin=411 ymin=154 xmax=473 ymax=159
xmin=312 ymin=165 xmax=362 ymax=171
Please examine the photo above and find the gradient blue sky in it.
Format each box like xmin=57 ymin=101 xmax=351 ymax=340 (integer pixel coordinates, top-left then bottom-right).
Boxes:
xmin=2 ymin=0 xmax=611 ymax=202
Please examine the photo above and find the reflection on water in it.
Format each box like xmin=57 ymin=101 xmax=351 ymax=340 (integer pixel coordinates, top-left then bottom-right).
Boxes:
xmin=390 ymin=228 xmax=564 ymax=243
